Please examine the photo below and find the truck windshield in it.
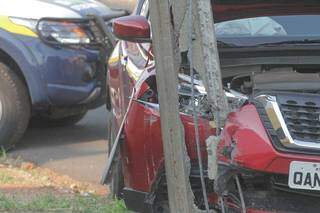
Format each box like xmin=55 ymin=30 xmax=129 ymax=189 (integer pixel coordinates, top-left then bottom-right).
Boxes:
xmin=215 ymin=15 xmax=320 ymax=47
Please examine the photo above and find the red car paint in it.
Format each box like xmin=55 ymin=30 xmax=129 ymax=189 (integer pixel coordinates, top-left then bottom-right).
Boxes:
xmin=218 ymin=104 xmax=320 ymax=174
xmin=107 ymin=0 xmax=320 ymax=211
xmin=113 ymin=15 xmax=151 ymax=42
xmin=119 ymin=69 xmax=215 ymax=192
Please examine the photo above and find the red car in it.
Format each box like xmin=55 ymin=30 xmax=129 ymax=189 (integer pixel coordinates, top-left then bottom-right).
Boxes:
xmin=103 ymin=1 xmax=320 ymax=212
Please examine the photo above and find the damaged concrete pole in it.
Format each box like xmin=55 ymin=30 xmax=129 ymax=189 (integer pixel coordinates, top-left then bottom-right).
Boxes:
xmin=176 ymin=0 xmax=229 ymax=181
xmin=193 ymin=0 xmax=229 ymax=181
xmin=149 ymin=0 xmax=197 ymax=212
xmin=150 ymin=0 xmax=226 ymax=211
xmin=194 ymin=0 xmax=229 ymax=124
xmin=179 ymin=0 xmax=229 ymax=125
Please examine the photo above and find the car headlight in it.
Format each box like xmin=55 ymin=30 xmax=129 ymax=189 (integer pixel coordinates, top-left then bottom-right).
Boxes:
xmin=225 ymin=89 xmax=248 ymax=110
xmin=9 ymin=17 xmax=38 ymax=32
xmin=37 ymin=19 xmax=92 ymax=45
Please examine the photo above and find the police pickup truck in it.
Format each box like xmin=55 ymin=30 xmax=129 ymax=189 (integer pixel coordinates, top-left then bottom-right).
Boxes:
xmin=0 ymin=0 xmax=124 ymax=149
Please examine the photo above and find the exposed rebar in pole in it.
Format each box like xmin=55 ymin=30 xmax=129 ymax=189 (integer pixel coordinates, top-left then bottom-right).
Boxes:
xmin=193 ymin=0 xmax=229 ymax=183
xmin=149 ymin=0 xmax=228 ymax=211
xmin=187 ymin=0 xmax=210 ymax=212
xmin=178 ymin=0 xmax=229 ymax=182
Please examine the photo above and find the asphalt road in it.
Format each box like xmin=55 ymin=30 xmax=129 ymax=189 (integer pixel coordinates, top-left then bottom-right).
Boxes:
xmin=8 ymin=0 xmax=137 ymax=186
xmin=10 ymin=107 xmax=109 ymax=184
xmin=9 ymin=0 xmax=137 ymax=186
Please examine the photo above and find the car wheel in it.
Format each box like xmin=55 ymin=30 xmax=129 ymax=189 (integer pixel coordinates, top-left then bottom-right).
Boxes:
xmin=151 ymin=176 xmax=170 ymax=213
xmin=0 ymin=63 xmax=30 ymax=150
xmin=107 ymin=112 xmax=124 ymax=199
xmin=152 ymin=200 xmax=170 ymax=213
xmin=31 ymin=111 xmax=87 ymax=127
xmin=223 ymin=176 xmax=245 ymax=213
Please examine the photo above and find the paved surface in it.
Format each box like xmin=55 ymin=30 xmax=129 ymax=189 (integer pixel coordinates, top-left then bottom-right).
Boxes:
xmin=9 ymin=0 xmax=137 ymax=185
xmin=10 ymin=107 xmax=109 ymax=184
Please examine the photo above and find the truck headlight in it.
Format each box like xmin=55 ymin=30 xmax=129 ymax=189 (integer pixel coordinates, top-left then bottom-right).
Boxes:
xmin=37 ymin=19 xmax=92 ymax=45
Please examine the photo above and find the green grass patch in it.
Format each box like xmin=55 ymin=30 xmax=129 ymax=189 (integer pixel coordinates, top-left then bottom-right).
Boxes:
xmin=0 ymin=193 xmax=128 ymax=213
xmin=0 ymin=173 xmax=14 ymax=184
xmin=0 ymin=147 xmax=7 ymax=161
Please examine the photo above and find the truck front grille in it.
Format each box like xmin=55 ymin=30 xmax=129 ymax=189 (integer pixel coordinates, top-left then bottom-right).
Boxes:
xmin=277 ymin=93 xmax=320 ymax=144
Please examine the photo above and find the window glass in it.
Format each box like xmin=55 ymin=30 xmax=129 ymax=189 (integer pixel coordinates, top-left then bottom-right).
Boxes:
xmin=215 ymin=15 xmax=320 ymax=46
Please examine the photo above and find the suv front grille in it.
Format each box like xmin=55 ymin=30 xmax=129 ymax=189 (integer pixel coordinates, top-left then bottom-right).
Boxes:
xmin=277 ymin=93 xmax=320 ymax=143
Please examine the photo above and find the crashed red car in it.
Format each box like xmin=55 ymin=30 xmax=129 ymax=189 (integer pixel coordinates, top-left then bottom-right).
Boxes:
xmin=103 ymin=0 xmax=320 ymax=212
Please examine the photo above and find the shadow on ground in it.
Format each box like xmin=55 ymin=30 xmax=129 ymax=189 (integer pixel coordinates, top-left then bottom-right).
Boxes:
xmin=9 ymin=107 xmax=109 ymax=184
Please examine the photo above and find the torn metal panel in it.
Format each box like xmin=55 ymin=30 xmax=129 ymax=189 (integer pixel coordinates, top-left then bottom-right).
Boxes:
xmin=101 ymin=90 xmax=135 ymax=185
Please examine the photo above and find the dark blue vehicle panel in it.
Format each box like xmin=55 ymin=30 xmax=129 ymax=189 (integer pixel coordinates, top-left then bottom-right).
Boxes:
xmin=0 ymin=28 xmax=104 ymax=109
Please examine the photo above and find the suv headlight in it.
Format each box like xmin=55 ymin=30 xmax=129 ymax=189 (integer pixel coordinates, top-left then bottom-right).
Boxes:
xmin=37 ymin=19 xmax=92 ymax=45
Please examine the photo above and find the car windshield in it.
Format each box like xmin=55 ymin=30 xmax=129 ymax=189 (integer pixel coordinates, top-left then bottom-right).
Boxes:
xmin=215 ymin=15 xmax=320 ymax=47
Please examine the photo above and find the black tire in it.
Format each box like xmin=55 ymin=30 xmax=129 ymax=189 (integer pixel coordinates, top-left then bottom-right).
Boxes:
xmin=31 ymin=111 xmax=87 ymax=128
xmin=0 ymin=63 xmax=30 ymax=150
xmin=151 ymin=177 xmax=170 ymax=213
xmin=223 ymin=176 xmax=243 ymax=213
xmin=152 ymin=199 xmax=170 ymax=213
xmin=107 ymin=112 xmax=124 ymax=199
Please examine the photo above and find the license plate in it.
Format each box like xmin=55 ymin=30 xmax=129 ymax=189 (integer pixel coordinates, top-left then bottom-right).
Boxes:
xmin=288 ymin=161 xmax=320 ymax=191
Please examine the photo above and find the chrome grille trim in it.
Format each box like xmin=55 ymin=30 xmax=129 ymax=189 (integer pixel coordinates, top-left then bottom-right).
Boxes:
xmin=255 ymin=94 xmax=320 ymax=151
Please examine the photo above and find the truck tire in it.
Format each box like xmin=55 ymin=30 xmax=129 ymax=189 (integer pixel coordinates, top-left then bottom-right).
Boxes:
xmin=0 ymin=63 xmax=30 ymax=150
xmin=31 ymin=111 xmax=87 ymax=127
xmin=107 ymin=112 xmax=124 ymax=199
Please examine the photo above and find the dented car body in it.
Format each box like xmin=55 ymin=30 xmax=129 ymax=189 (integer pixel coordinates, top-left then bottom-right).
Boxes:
xmin=104 ymin=0 xmax=320 ymax=212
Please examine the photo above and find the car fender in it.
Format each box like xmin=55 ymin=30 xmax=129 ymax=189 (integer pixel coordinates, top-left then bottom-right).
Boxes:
xmin=0 ymin=29 xmax=48 ymax=107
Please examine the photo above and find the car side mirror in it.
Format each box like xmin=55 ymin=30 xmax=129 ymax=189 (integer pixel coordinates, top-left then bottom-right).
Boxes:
xmin=113 ymin=15 xmax=151 ymax=43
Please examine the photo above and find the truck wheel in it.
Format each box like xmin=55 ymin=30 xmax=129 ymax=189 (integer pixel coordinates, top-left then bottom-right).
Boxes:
xmin=0 ymin=63 xmax=30 ymax=150
xmin=107 ymin=112 xmax=124 ymax=199
xmin=31 ymin=111 xmax=87 ymax=127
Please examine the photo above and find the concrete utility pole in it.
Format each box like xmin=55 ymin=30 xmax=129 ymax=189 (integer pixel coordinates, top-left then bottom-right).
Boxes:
xmin=188 ymin=0 xmax=229 ymax=182
xmin=149 ymin=0 xmax=196 ymax=212
xmin=149 ymin=0 xmax=228 ymax=211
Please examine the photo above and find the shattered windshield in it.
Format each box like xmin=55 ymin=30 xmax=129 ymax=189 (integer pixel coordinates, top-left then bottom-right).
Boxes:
xmin=215 ymin=15 xmax=320 ymax=47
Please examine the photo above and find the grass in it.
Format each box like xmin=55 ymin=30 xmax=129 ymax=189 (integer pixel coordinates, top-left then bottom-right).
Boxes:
xmin=0 ymin=147 xmax=7 ymax=161
xmin=0 ymin=173 xmax=14 ymax=184
xmin=0 ymin=193 xmax=128 ymax=213
xmin=0 ymin=151 xmax=129 ymax=212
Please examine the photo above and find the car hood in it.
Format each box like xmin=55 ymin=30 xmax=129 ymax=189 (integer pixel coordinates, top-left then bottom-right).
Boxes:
xmin=0 ymin=0 xmax=114 ymax=19
xmin=213 ymin=0 xmax=320 ymax=22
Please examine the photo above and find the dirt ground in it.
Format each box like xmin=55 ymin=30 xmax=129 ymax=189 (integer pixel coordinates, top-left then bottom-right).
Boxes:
xmin=0 ymin=155 xmax=125 ymax=212
xmin=0 ymin=1 xmax=136 ymax=212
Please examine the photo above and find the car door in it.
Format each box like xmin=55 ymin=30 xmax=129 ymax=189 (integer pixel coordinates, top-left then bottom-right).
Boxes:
xmin=108 ymin=0 xmax=150 ymax=128
xmin=119 ymin=0 xmax=151 ymax=113
xmin=108 ymin=41 xmax=127 ymax=128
